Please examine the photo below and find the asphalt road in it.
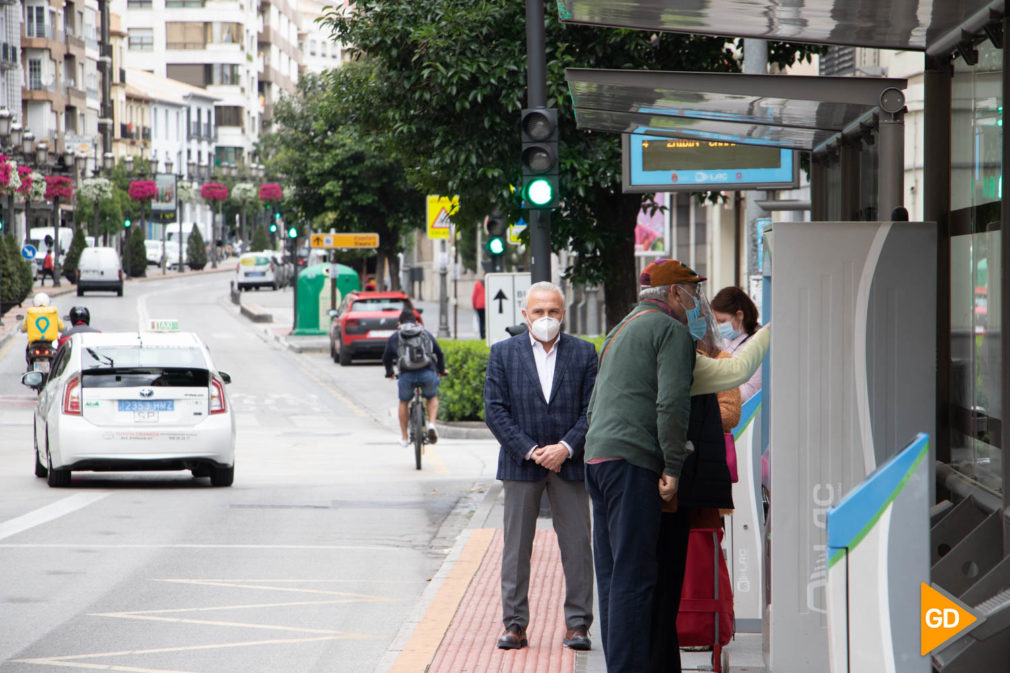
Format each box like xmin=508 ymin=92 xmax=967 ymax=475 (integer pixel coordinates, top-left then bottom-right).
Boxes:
xmin=0 ymin=272 xmax=498 ymax=673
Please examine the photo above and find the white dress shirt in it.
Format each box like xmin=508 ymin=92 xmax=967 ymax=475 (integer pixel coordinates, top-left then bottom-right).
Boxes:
xmin=525 ymin=333 xmax=573 ymax=460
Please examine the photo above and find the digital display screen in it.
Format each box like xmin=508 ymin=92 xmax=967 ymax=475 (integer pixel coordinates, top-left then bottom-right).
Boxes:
xmin=641 ymin=138 xmax=782 ymax=171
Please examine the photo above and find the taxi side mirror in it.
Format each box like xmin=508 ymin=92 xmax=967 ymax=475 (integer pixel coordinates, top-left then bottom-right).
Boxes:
xmin=218 ymin=371 xmax=232 ymax=384
xmin=21 ymin=371 xmax=45 ymax=389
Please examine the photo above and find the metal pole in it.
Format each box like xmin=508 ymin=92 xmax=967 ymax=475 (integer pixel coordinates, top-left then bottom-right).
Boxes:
xmin=525 ymin=0 xmax=551 ymax=284
xmin=437 ymin=240 xmax=449 ymax=337
xmin=98 ymin=0 xmax=112 ymax=159
xmin=52 ymin=197 xmax=61 ymax=287
xmin=743 ymin=39 xmax=768 ymax=285
xmin=877 ymin=88 xmax=906 ymax=220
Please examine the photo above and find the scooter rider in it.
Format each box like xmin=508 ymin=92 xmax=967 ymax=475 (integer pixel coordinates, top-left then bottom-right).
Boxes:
xmin=58 ymin=305 xmax=99 ymax=346
xmin=19 ymin=292 xmax=65 ymax=366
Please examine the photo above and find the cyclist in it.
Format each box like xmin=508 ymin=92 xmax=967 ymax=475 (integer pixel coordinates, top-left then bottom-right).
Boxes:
xmin=58 ymin=305 xmax=100 ymax=346
xmin=19 ymin=292 xmax=64 ymax=365
xmin=383 ymin=309 xmax=447 ymax=447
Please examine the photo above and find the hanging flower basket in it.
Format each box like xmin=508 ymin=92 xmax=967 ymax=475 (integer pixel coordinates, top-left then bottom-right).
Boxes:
xmin=16 ymin=166 xmax=35 ymax=195
xmin=231 ymin=182 xmax=256 ymax=203
xmin=79 ymin=177 xmax=113 ymax=202
xmin=258 ymin=183 xmax=283 ymax=202
xmin=128 ymin=179 xmax=157 ymax=202
xmin=0 ymin=155 xmax=22 ymax=194
xmin=201 ymin=182 xmax=229 ymax=202
xmin=44 ymin=175 xmax=74 ymax=201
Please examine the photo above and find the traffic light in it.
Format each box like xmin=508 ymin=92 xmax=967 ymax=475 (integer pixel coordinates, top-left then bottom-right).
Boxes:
xmin=124 ymin=218 xmax=131 ymax=229
xmin=520 ymin=107 xmax=559 ymax=209
xmin=269 ymin=222 xmax=278 ymax=233
xmin=485 ymin=212 xmax=507 ymax=272
xmin=287 ymin=225 xmax=298 ymax=239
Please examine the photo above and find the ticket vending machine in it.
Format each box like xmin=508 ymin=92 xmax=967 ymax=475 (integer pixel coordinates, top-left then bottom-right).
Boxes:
xmin=762 ymin=221 xmax=936 ymax=672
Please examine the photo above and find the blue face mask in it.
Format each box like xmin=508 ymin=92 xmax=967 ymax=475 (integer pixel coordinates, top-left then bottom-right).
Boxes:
xmin=685 ymin=306 xmax=708 ymax=341
xmin=719 ymin=321 xmax=741 ymax=341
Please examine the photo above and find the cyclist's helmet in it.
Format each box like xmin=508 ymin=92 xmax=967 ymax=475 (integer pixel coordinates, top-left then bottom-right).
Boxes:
xmin=68 ymin=305 xmax=91 ymax=325
xmin=33 ymin=292 xmax=50 ymax=307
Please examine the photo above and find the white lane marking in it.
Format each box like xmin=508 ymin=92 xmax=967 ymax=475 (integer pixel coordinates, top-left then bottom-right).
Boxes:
xmin=0 ymin=492 xmax=110 ymax=541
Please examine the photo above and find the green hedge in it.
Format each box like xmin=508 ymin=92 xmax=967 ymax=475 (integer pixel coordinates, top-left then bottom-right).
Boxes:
xmin=436 ymin=334 xmax=605 ymax=422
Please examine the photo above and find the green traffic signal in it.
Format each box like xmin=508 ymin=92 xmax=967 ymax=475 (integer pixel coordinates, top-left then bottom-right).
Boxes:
xmin=274 ymin=211 xmax=281 ymax=219
xmin=523 ymin=178 xmax=554 ymax=207
xmin=287 ymin=226 xmax=298 ymax=239
xmin=269 ymin=223 xmax=277 ymax=233
xmin=487 ymin=237 xmax=505 ymax=255
xmin=124 ymin=218 xmax=131 ymax=228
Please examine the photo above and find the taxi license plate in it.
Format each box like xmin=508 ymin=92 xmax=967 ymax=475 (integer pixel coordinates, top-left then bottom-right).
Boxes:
xmin=119 ymin=400 xmax=174 ymax=412
xmin=247 ymin=271 xmax=265 ymax=277
xmin=369 ymin=330 xmax=395 ymax=338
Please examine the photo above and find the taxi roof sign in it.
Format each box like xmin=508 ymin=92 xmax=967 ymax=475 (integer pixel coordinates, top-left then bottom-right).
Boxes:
xmin=146 ymin=318 xmax=180 ymax=332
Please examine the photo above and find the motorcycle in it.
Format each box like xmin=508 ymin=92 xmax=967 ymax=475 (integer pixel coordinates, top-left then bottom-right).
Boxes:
xmin=27 ymin=340 xmax=55 ymax=373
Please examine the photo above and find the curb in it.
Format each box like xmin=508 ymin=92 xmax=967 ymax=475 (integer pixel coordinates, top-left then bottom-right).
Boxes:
xmin=435 ymin=420 xmax=494 ymax=440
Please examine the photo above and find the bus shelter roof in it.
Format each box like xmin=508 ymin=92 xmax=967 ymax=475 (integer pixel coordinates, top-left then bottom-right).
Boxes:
xmin=557 ymin=0 xmax=1002 ymax=52
xmin=566 ymin=69 xmax=908 ymax=150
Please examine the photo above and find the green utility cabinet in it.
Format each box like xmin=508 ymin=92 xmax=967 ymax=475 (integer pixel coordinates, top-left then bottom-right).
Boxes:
xmin=293 ymin=263 xmax=360 ymax=335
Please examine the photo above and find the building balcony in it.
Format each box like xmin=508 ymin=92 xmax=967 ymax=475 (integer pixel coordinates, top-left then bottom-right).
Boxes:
xmin=24 ymin=24 xmax=57 ymax=41
xmin=0 ymin=42 xmax=18 ymax=70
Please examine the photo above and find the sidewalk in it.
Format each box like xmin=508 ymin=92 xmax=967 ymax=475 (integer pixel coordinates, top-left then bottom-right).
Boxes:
xmin=0 ymin=259 xmax=239 ymax=351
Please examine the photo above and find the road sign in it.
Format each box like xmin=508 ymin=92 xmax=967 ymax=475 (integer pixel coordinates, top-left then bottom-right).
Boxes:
xmin=426 ymin=195 xmax=459 ymax=240
xmin=485 ymin=272 xmax=531 ymax=345
xmin=508 ymin=217 xmax=527 ymax=245
xmin=309 ymin=233 xmax=379 ymax=249
xmin=21 ymin=244 xmax=37 ymax=260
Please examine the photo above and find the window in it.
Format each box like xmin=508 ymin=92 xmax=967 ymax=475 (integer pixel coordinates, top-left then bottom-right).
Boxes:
xmin=128 ymin=28 xmax=153 ymax=50
xmin=127 ymin=0 xmax=152 ymax=7
xmin=28 ymin=59 xmax=42 ymax=89
xmin=167 ymin=64 xmax=205 ymax=87
xmin=205 ymin=63 xmax=240 ymax=85
xmin=166 ymin=0 xmax=205 ymax=6
xmin=209 ymin=22 xmax=241 ymax=44
xmin=309 ymin=39 xmax=316 ymax=55
xmin=166 ymin=22 xmax=204 ymax=49
xmin=26 ymin=5 xmax=46 ymax=38
xmin=214 ymin=106 xmax=243 ymax=128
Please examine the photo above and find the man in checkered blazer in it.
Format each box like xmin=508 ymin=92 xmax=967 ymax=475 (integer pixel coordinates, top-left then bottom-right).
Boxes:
xmin=484 ymin=281 xmax=598 ymax=652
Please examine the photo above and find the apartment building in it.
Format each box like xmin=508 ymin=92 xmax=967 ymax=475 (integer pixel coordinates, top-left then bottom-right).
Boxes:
xmin=257 ymin=0 xmax=300 ymax=129
xmin=111 ymin=0 xmax=260 ymax=167
xmin=296 ymin=0 xmax=345 ymax=77
xmin=1 ymin=1 xmax=21 ymax=116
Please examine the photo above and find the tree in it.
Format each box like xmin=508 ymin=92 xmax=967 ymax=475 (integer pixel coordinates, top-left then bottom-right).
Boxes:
xmin=63 ymin=226 xmax=88 ymax=282
xmin=128 ymin=226 xmax=147 ymax=278
xmin=250 ymin=224 xmax=270 ymax=252
xmin=261 ymin=71 xmax=425 ymax=290
xmin=322 ymin=1 xmax=819 ymax=327
xmin=0 ymin=234 xmax=33 ymax=310
xmin=187 ymin=225 xmax=208 ymax=270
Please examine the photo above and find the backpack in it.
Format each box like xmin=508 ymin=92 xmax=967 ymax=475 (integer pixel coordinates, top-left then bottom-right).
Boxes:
xmin=397 ymin=323 xmax=434 ymax=371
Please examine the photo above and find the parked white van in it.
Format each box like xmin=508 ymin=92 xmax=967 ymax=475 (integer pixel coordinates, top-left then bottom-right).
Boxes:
xmin=27 ymin=226 xmax=75 ymax=277
xmin=76 ymin=247 xmax=124 ymax=297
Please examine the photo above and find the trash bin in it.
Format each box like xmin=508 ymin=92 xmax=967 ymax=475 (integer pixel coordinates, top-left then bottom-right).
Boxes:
xmin=293 ymin=262 xmax=360 ymax=335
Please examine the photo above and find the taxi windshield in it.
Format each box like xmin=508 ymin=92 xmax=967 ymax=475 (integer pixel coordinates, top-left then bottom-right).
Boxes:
xmin=83 ymin=346 xmax=208 ymax=370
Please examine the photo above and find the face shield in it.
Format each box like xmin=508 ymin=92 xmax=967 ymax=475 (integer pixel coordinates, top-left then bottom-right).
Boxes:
xmin=675 ymin=282 xmax=725 ymax=353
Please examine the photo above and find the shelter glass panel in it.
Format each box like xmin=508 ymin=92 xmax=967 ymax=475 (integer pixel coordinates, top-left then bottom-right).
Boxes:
xmin=951 ymin=42 xmax=1003 ymax=212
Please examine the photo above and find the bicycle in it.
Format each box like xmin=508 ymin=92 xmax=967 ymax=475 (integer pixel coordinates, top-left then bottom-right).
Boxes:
xmin=407 ymin=382 xmax=427 ymax=471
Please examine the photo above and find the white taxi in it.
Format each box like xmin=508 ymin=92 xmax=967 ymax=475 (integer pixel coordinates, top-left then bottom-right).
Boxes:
xmin=21 ymin=328 xmax=236 ymax=487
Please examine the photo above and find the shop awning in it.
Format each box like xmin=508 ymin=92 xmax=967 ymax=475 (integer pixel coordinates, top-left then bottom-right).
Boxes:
xmin=566 ymin=69 xmax=908 ymax=151
xmin=557 ymin=0 xmax=1002 ymax=52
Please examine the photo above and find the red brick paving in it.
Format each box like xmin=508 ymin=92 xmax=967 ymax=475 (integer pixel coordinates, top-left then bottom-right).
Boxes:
xmin=428 ymin=529 xmax=577 ymax=673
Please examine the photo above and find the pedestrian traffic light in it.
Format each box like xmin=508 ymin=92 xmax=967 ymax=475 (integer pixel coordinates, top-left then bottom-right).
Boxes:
xmin=520 ymin=107 xmax=559 ymax=209
xmin=269 ymin=222 xmax=277 ymax=233
xmin=124 ymin=218 xmax=131 ymax=229
xmin=287 ymin=226 xmax=298 ymax=239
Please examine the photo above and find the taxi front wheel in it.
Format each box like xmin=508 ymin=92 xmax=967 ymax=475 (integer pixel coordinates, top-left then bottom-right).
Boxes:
xmin=210 ymin=465 xmax=234 ymax=487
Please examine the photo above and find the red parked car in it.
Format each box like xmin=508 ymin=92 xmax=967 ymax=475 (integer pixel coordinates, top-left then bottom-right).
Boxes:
xmin=328 ymin=291 xmax=422 ymax=366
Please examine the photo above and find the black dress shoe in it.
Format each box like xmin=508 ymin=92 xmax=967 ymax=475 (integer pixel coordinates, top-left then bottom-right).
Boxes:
xmin=562 ymin=626 xmax=591 ymax=650
xmin=497 ymin=624 xmax=528 ymax=649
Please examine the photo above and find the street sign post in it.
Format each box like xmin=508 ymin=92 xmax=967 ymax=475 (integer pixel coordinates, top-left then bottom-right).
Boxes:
xmin=21 ymin=244 xmax=37 ymax=260
xmin=309 ymin=233 xmax=379 ymax=249
xmin=484 ymin=272 xmax=531 ymax=346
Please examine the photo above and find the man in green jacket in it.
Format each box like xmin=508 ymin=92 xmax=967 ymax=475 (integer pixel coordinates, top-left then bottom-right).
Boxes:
xmin=584 ymin=258 xmax=706 ymax=673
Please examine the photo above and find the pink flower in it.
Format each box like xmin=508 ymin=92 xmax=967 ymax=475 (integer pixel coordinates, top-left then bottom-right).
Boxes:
xmin=44 ymin=175 xmax=74 ymax=201
xmin=16 ymin=166 xmax=33 ymax=195
xmin=258 ymin=183 xmax=283 ymax=201
xmin=201 ymin=182 xmax=229 ymax=202
xmin=0 ymin=156 xmax=12 ymax=188
xmin=128 ymin=180 xmax=157 ymax=202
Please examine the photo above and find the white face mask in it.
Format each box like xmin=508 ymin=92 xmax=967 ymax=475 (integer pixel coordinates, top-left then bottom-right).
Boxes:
xmin=528 ymin=316 xmax=561 ymax=342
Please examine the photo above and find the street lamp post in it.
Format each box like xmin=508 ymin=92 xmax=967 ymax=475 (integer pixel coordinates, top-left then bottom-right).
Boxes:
xmin=162 ymin=157 xmax=174 ymax=275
